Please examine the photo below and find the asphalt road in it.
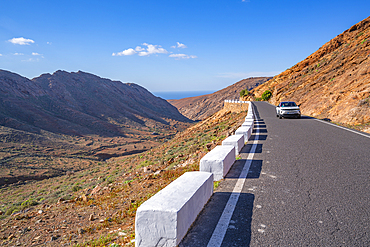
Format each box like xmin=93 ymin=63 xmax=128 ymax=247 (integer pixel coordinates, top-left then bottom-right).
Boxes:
xmin=181 ymin=101 xmax=370 ymax=246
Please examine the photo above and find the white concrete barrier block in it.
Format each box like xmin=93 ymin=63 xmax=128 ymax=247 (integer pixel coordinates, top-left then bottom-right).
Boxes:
xmin=200 ymin=145 xmax=235 ymax=181
xmin=135 ymin=172 xmax=214 ymax=247
xmin=242 ymin=119 xmax=254 ymax=129
xmin=222 ymin=134 xmax=244 ymax=155
xmin=235 ymin=126 xmax=252 ymax=141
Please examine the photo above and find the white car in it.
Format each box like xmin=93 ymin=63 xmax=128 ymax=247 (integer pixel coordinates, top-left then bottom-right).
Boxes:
xmin=276 ymin=101 xmax=301 ymax=119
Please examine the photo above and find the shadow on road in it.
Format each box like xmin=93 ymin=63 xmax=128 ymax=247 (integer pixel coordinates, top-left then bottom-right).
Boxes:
xmin=179 ymin=192 xmax=254 ymax=247
xmin=180 ymin=103 xmax=265 ymax=246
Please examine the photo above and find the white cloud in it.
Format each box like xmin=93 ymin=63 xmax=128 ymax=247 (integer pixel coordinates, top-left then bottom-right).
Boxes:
xmin=113 ymin=44 xmax=168 ymax=57
xmin=135 ymin=46 xmax=145 ymax=52
xmin=47 ymin=42 xmax=52 ymax=45
xmin=32 ymin=52 xmax=42 ymax=56
xmin=113 ymin=43 xmax=199 ymax=58
xmin=177 ymin=42 xmax=187 ymax=48
xmin=112 ymin=48 xmax=137 ymax=56
xmin=0 ymin=54 xmax=2 ymax=56
xmin=138 ymin=43 xmax=168 ymax=56
xmin=13 ymin=53 xmax=24 ymax=56
xmin=171 ymin=42 xmax=187 ymax=49
xmin=8 ymin=37 xmax=35 ymax=45
xmin=169 ymin=54 xmax=197 ymax=59
xmin=217 ymin=71 xmax=280 ymax=79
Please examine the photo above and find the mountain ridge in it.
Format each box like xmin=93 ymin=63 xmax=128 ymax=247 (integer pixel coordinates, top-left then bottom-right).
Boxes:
xmin=0 ymin=69 xmax=192 ymax=137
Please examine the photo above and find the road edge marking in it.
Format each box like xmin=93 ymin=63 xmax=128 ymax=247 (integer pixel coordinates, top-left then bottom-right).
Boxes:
xmin=314 ymin=119 xmax=370 ymax=139
xmin=206 ymin=124 xmax=260 ymax=247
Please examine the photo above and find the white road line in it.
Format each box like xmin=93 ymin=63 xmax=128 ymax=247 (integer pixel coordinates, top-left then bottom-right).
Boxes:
xmin=207 ymin=124 xmax=260 ymax=247
xmin=314 ymin=119 xmax=370 ymax=139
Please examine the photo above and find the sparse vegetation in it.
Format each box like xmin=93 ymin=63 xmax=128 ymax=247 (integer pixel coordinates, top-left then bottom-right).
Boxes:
xmin=240 ymin=89 xmax=250 ymax=98
xmin=0 ymin=110 xmax=247 ymax=246
xmin=261 ymin=90 xmax=272 ymax=101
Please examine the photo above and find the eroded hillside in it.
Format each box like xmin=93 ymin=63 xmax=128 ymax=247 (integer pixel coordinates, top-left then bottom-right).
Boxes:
xmin=248 ymin=17 xmax=370 ymax=131
xmin=0 ymin=70 xmax=192 ymax=137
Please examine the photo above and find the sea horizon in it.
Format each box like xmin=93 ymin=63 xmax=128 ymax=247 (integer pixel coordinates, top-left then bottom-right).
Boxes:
xmin=153 ymin=91 xmax=215 ymax=100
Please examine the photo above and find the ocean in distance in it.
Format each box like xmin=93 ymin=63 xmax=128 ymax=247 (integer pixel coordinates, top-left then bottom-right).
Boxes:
xmin=153 ymin=91 xmax=215 ymax=100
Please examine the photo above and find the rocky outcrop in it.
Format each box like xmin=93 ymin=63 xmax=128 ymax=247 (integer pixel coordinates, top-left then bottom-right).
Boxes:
xmin=247 ymin=16 xmax=370 ymax=127
xmin=169 ymin=77 xmax=271 ymax=120
xmin=0 ymin=70 xmax=192 ymax=136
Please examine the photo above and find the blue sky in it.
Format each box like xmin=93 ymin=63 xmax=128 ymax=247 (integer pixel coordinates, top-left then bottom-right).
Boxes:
xmin=1 ymin=0 xmax=369 ymax=93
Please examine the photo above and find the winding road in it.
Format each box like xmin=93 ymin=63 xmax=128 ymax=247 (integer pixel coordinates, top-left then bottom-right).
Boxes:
xmin=181 ymin=101 xmax=370 ymax=246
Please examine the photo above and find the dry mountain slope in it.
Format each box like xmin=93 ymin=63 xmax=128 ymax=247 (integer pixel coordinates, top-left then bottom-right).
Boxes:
xmin=0 ymin=70 xmax=192 ymax=137
xmin=169 ymin=77 xmax=271 ymax=120
xmin=248 ymin=16 xmax=370 ymax=129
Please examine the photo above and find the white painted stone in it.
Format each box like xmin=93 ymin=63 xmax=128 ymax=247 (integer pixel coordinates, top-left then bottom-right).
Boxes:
xmin=242 ymin=120 xmax=254 ymax=129
xmin=235 ymin=126 xmax=253 ymax=141
xmin=200 ymin=145 xmax=235 ymax=181
xmin=135 ymin=172 xmax=213 ymax=247
xmin=222 ymin=134 xmax=244 ymax=155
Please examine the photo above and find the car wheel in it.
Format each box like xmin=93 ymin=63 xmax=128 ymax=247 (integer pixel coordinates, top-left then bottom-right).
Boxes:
xmin=297 ymin=115 xmax=301 ymax=119
xmin=279 ymin=115 xmax=282 ymax=119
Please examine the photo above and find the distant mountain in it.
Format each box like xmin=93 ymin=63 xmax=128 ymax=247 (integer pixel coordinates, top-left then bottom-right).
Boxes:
xmin=169 ymin=77 xmax=271 ymax=120
xmin=248 ymin=16 xmax=370 ymax=127
xmin=0 ymin=70 xmax=192 ymax=136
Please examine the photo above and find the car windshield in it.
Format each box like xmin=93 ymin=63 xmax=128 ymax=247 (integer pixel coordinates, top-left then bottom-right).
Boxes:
xmin=281 ymin=102 xmax=297 ymax=107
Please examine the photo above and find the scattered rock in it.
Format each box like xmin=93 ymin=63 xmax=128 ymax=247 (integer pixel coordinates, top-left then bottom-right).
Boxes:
xmin=78 ymin=194 xmax=88 ymax=202
xmin=22 ymin=227 xmax=30 ymax=234
xmin=90 ymin=185 xmax=101 ymax=195
xmin=50 ymin=235 xmax=59 ymax=241
xmin=57 ymin=198 xmax=65 ymax=204
xmin=78 ymin=228 xmax=85 ymax=235
xmin=8 ymin=234 xmax=15 ymax=240
xmin=89 ymin=214 xmax=94 ymax=221
xmin=38 ymin=210 xmax=43 ymax=214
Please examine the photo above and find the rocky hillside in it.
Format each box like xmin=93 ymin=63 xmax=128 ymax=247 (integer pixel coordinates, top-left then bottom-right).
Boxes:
xmin=169 ymin=77 xmax=271 ymax=120
xmin=0 ymin=70 xmax=192 ymax=137
xmin=247 ymin=16 xmax=370 ymax=128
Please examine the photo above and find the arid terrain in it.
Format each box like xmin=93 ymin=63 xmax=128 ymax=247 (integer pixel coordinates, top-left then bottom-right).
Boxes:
xmin=247 ymin=16 xmax=370 ymax=133
xmin=0 ymin=70 xmax=193 ymax=187
xmin=0 ymin=67 xmax=248 ymax=247
xmin=1 ymin=14 xmax=370 ymax=247
xmin=0 ymin=109 xmax=246 ymax=246
xmin=169 ymin=77 xmax=271 ymax=120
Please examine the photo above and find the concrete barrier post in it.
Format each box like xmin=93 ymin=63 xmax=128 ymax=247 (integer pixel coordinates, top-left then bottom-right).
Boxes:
xmin=222 ymin=134 xmax=245 ymax=155
xmin=200 ymin=145 xmax=235 ymax=181
xmin=235 ymin=126 xmax=253 ymax=142
xmin=135 ymin=172 xmax=214 ymax=247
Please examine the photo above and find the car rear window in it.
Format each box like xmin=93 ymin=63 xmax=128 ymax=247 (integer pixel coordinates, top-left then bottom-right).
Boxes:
xmin=281 ymin=102 xmax=297 ymax=107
